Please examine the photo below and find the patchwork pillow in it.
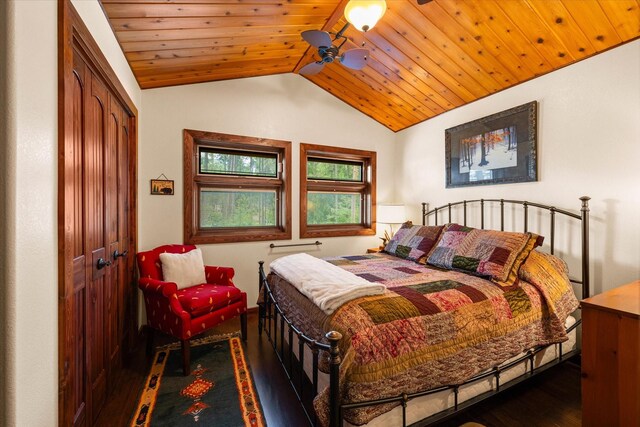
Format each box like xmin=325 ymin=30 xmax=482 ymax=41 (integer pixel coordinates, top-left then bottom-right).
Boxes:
xmin=426 ymin=224 xmax=543 ymax=284
xmin=159 ymin=248 xmax=206 ymax=290
xmin=384 ymin=223 xmax=444 ymax=263
xmin=494 ymin=232 xmax=545 ymax=287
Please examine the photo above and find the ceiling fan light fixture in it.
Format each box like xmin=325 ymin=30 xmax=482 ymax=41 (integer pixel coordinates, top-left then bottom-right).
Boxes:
xmin=344 ymin=0 xmax=387 ymax=32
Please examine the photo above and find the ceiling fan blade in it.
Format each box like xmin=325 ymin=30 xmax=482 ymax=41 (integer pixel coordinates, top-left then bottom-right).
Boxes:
xmin=340 ymin=48 xmax=369 ymax=70
xmin=301 ymin=30 xmax=332 ymax=48
xmin=417 ymin=0 xmax=433 ymax=4
xmin=299 ymin=61 xmax=326 ymax=75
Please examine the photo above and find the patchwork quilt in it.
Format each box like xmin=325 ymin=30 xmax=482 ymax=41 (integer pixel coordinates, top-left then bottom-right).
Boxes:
xmin=267 ymin=252 xmax=578 ymax=426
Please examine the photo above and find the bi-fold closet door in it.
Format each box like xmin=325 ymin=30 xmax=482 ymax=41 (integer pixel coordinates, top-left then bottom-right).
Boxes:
xmin=67 ymin=49 xmax=134 ymax=426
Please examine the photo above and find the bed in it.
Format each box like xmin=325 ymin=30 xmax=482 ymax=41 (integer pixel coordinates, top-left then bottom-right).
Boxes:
xmin=258 ymin=197 xmax=590 ymax=427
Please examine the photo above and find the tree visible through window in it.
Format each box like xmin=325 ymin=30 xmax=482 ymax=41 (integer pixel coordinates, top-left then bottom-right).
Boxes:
xmin=199 ymin=190 xmax=276 ymax=228
xmin=184 ymin=129 xmax=291 ymax=244
xmin=199 ymin=148 xmax=277 ymax=177
xmin=300 ymin=143 xmax=376 ymax=238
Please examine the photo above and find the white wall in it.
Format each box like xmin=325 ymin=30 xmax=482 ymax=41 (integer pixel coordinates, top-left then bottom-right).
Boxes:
xmin=71 ymin=0 xmax=142 ymax=107
xmin=1 ymin=1 xmax=140 ymax=425
xmin=139 ymin=74 xmax=395 ymax=308
xmin=396 ymin=40 xmax=640 ymax=296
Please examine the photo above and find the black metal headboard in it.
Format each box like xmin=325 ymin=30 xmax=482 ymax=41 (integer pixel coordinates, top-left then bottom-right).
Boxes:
xmin=422 ymin=197 xmax=590 ymax=299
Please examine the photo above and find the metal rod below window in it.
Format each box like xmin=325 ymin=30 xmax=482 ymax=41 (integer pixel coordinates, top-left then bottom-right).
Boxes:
xmin=270 ymin=241 xmax=322 ymax=249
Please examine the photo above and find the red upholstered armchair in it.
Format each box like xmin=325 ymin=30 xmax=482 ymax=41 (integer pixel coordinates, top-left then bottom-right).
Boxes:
xmin=137 ymin=244 xmax=247 ymax=375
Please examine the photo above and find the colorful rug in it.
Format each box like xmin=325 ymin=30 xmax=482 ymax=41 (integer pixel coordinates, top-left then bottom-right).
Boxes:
xmin=132 ymin=333 xmax=265 ymax=426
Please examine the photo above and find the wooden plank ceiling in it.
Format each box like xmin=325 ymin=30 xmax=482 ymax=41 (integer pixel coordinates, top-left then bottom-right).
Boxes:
xmin=100 ymin=0 xmax=640 ymax=131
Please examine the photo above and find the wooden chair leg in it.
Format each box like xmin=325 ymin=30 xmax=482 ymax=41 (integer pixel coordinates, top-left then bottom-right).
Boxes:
xmin=240 ymin=312 xmax=248 ymax=341
xmin=181 ymin=339 xmax=191 ymax=376
xmin=146 ymin=326 xmax=155 ymax=357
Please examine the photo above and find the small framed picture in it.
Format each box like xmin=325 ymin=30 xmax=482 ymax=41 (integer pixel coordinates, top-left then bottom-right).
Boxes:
xmin=150 ymin=179 xmax=174 ymax=195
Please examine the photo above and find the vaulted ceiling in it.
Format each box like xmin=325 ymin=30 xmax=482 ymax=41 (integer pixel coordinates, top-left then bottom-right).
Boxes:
xmin=100 ymin=0 xmax=640 ymax=131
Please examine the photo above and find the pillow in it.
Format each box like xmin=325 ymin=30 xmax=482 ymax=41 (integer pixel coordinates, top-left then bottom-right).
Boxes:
xmin=159 ymin=248 xmax=206 ymax=290
xmin=426 ymin=224 xmax=543 ymax=284
xmin=384 ymin=222 xmax=444 ymax=263
xmin=518 ymin=249 xmax=570 ymax=283
xmin=493 ymin=232 xmax=544 ymax=288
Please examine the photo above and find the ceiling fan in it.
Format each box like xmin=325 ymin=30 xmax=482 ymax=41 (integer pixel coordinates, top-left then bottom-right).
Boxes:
xmin=298 ymin=23 xmax=368 ymax=76
xmin=298 ymin=0 xmax=432 ymax=75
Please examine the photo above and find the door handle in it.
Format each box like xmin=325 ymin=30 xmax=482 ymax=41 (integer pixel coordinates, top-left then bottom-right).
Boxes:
xmin=97 ymin=258 xmax=111 ymax=270
xmin=113 ymin=249 xmax=128 ymax=260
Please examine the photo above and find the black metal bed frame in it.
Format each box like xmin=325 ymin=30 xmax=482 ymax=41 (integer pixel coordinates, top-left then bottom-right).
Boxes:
xmin=258 ymin=197 xmax=591 ymax=427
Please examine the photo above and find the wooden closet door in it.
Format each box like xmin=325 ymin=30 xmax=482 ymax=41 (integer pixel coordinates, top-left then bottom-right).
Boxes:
xmin=106 ymin=97 xmax=130 ymax=390
xmin=85 ymin=61 xmax=109 ymax=421
xmin=67 ymin=51 xmax=89 ymax=427
xmin=60 ymin=4 xmax=138 ymax=425
xmin=118 ymin=110 xmax=136 ymax=358
xmin=69 ymin=49 xmax=133 ymax=425
xmin=116 ymin=110 xmax=138 ymax=352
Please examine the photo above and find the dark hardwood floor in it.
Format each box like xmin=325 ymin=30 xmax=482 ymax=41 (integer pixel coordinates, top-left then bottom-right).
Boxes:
xmin=95 ymin=311 xmax=581 ymax=427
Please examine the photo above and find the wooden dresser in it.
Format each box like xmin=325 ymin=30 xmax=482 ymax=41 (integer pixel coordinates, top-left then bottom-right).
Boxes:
xmin=581 ymin=280 xmax=640 ymax=427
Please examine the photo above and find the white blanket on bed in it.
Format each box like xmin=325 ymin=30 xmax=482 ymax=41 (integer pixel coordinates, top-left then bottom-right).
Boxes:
xmin=269 ymin=253 xmax=385 ymax=315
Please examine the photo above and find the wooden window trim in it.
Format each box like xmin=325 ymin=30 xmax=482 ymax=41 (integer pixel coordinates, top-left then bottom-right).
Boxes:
xmin=300 ymin=143 xmax=376 ymax=238
xmin=184 ymin=129 xmax=291 ymax=244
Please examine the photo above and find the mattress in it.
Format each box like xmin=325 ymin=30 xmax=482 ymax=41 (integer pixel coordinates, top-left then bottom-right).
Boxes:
xmin=263 ymin=252 xmax=579 ymax=425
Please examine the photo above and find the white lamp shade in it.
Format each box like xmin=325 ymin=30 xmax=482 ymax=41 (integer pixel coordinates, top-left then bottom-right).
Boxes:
xmin=344 ymin=0 xmax=387 ymax=32
xmin=377 ymin=204 xmax=406 ymax=224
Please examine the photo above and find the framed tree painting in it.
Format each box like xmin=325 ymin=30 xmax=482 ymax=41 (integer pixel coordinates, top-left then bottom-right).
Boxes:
xmin=150 ymin=179 xmax=174 ymax=195
xmin=445 ymin=101 xmax=538 ymax=188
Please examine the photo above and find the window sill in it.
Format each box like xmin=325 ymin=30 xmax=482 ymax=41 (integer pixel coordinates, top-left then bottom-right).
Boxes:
xmin=185 ymin=227 xmax=291 ymax=244
xmin=300 ymin=225 xmax=375 ymax=239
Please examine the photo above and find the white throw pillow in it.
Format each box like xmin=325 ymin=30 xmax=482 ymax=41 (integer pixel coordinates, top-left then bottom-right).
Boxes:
xmin=159 ymin=248 xmax=206 ymax=290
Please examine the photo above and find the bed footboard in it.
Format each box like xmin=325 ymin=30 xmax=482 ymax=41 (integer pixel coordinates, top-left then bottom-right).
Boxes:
xmin=258 ymin=261 xmax=343 ymax=427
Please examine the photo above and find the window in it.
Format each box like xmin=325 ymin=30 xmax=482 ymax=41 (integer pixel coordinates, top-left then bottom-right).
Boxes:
xmin=184 ymin=129 xmax=291 ymax=244
xmin=300 ymin=143 xmax=376 ymax=238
